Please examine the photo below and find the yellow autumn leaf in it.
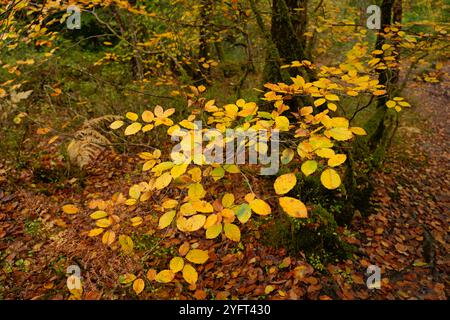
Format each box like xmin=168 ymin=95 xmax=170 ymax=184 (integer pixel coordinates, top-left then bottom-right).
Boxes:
xmin=314 ymin=98 xmax=326 ymax=107
xmin=96 ymin=218 xmax=112 ymax=228
xmin=155 ymin=172 xmax=172 ymax=190
xmin=88 ymin=228 xmax=104 ymax=237
xmin=155 ymin=270 xmax=175 ymax=283
xmin=119 ymin=273 xmax=136 ymax=284
xmin=125 ymin=122 xmax=142 ymax=135
xmin=102 ymin=230 xmax=116 ymax=245
xmin=182 ymin=264 xmax=198 ymax=285
xmin=188 ymin=183 xmax=206 ymax=200
xmin=281 ymin=148 xmax=295 ymax=164
xmin=325 ymin=94 xmax=339 ymax=101
xmin=275 ymin=116 xmax=290 ymax=131
xmin=249 ymin=199 xmax=271 ymax=215
xmin=279 ymin=197 xmax=308 ymax=218
xmin=143 ymin=160 xmax=156 ymax=171
xmin=206 ymin=224 xmax=222 ymax=239
xmin=329 ymin=127 xmax=353 ymax=141
xmin=129 ymin=184 xmax=141 ymax=199
xmin=171 ymin=164 xmax=188 ymax=179
xmin=327 ymin=103 xmax=337 ymax=111
xmin=191 ymin=200 xmax=213 ymax=213
xmin=125 ymin=198 xmax=137 ymax=206
xmin=265 ymin=285 xmax=275 ymax=294
xmin=158 ymin=210 xmax=176 ymax=229
xmin=162 ymin=199 xmax=178 ymax=209
xmin=301 ymin=160 xmax=318 ymax=176
xmin=110 ymin=120 xmax=124 ymax=130
xmin=180 ymin=202 xmax=197 ymax=216
xmin=224 ymin=223 xmax=241 ymax=242
xmin=90 ymin=210 xmax=107 ymax=220
xmin=119 ymin=235 xmax=134 ymax=254
xmin=320 ymin=169 xmax=341 ymax=190
xmin=176 ymin=214 xmax=206 ymax=232
xmin=386 ymin=100 xmax=396 ymax=108
xmin=186 ymin=249 xmax=209 ymax=264
xmin=315 ymin=148 xmax=335 ymax=158
xmin=169 ymin=257 xmax=185 ymax=273
xmin=133 ymin=278 xmax=145 ymax=295
xmin=203 ymin=215 xmax=217 ymax=230
xmin=131 ymin=216 xmax=143 ymax=227
xmin=142 ymin=124 xmax=154 ymax=132
xmin=126 ymin=112 xmax=139 ymax=121
xmin=62 ymin=204 xmax=78 ymax=214
xmin=350 ymin=127 xmax=367 ymax=135
xmin=330 ymin=117 xmax=349 ymax=128
xmin=142 ymin=110 xmax=154 ymax=122
xmin=274 ymin=173 xmax=297 ymax=195
xmin=328 ymin=154 xmax=347 ymax=167
xmin=222 ymin=193 xmax=235 ymax=208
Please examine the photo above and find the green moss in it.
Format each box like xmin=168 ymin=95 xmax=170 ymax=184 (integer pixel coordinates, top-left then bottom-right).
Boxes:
xmin=264 ymin=205 xmax=354 ymax=267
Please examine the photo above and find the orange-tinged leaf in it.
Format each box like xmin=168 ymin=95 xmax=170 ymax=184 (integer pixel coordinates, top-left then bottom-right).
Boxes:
xmin=279 ymin=197 xmax=308 ymax=218
xmin=176 ymin=214 xmax=206 ymax=232
xmin=249 ymin=199 xmax=271 ymax=215
xmin=186 ymin=249 xmax=209 ymax=264
xmin=179 ymin=242 xmax=190 ymax=256
xmin=182 ymin=264 xmax=198 ymax=285
xmin=350 ymin=127 xmax=367 ymax=135
xmin=146 ymin=269 xmax=157 ymax=281
xmin=142 ymin=110 xmax=154 ymax=122
xmin=133 ymin=278 xmax=145 ymax=295
xmin=155 ymin=270 xmax=175 ymax=283
xmin=102 ymin=230 xmax=116 ymax=245
xmin=314 ymin=98 xmax=326 ymax=107
xmin=96 ymin=218 xmax=112 ymax=228
xmin=126 ymin=112 xmax=138 ymax=121
xmin=62 ymin=204 xmax=78 ymax=214
xmin=274 ymin=173 xmax=297 ymax=195
xmin=328 ymin=154 xmax=347 ymax=167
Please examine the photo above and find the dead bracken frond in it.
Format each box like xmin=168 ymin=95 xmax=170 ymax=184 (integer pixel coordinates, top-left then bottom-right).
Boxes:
xmin=67 ymin=115 xmax=122 ymax=168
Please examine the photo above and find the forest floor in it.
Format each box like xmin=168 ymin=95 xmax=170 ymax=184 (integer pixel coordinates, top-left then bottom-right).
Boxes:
xmin=0 ymin=71 xmax=448 ymax=300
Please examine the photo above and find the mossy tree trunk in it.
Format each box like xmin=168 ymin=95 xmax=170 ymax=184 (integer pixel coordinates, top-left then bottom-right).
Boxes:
xmin=196 ymin=0 xmax=214 ymax=84
xmin=267 ymin=0 xmax=312 ymax=83
xmin=343 ymin=0 xmax=402 ymax=222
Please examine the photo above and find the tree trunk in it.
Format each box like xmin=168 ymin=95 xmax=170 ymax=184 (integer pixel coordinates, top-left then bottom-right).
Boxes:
xmin=269 ymin=0 xmax=311 ymax=82
xmin=197 ymin=0 xmax=213 ymax=84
